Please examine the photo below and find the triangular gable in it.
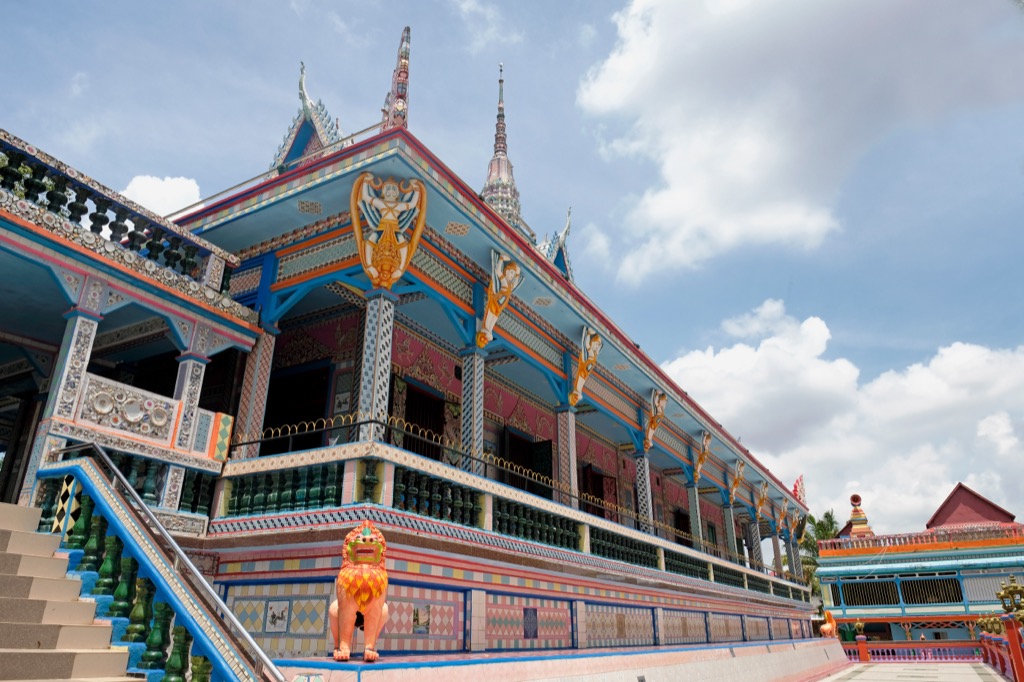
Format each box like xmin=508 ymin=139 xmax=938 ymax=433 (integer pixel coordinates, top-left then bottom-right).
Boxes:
xmin=537 ymin=208 xmax=574 ymax=281
xmin=926 ymin=482 xmax=1015 ymax=529
xmin=270 ymin=63 xmax=343 ymax=170
xmin=836 ymin=520 xmax=853 ymax=538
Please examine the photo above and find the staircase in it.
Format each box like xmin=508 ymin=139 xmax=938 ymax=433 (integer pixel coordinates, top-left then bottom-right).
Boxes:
xmin=0 ymin=501 xmax=133 ymax=682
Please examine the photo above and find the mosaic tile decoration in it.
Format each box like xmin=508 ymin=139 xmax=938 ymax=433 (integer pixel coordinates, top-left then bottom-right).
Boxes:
xmin=770 ymin=616 xmax=788 ymax=641
xmin=708 ymin=612 xmax=744 ymax=642
xmin=382 ymin=584 xmax=464 ymax=652
xmin=661 ymin=609 xmax=708 ymax=645
xmin=208 ymin=412 xmax=234 ymax=461
xmin=229 ymin=266 xmax=262 ymax=297
xmin=585 ymin=603 xmax=655 ymax=648
xmin=746 ymin=615 xmax=771 ymax=641
xmin=486 ymin=594 xmax=572 ymax=650
xmin=224 ymin=581 xmax=465 ymax=656
xmin=192 ymin=409 xmax=214 ymax=454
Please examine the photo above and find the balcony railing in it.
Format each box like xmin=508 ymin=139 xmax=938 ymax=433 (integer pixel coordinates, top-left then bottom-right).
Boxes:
xmin=819 ymin=525 xmax=1024 ymax=554
xmin=0 ymin=128 xmax=256 ymax=324
xmin=223 ymin=413 xmax=809 ymax=599
xmin=841 ymin=640 xmax=982 ymax=663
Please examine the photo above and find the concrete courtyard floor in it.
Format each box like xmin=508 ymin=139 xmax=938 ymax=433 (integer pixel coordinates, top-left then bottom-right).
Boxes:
xmin=817 ymin=663 xmax=1004 ymax=682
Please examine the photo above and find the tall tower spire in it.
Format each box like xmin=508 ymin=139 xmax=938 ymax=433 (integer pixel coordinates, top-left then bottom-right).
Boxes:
xmin=481 ymin=64 xmax=533 ymax=241
xmin=382 ymin=27 xmax=411 ymax=130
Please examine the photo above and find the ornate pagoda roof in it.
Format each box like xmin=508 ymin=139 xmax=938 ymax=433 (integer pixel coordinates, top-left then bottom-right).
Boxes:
xmin=270 ymin=62 xmax=345 ymax=170
xmin=537 ymin=207 xmax=574 ymax=281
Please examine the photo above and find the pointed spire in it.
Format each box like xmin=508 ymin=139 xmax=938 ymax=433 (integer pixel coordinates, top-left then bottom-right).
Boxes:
xmin=382 ymin=27 xmax=411 ymax=130
xmin=482 ymin=64 xmax=533 ymax=240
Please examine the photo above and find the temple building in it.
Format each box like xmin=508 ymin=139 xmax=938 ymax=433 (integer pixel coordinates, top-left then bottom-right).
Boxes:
xmin=818 ymin=486 xmax=1024 ymax=642
xmin=0 ymin=29 xmax=831 ymax=680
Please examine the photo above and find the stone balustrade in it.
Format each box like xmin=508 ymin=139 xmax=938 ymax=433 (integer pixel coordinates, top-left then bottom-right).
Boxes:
xmin=0 ymin=128 xmax=257 ymax=324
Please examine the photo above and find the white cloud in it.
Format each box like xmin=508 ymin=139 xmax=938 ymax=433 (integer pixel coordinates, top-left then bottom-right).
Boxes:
xmin=69 ymin=72 xmax=88 ymax=98
xmin=577 ymin=24 xmax=597 ymax=49
xmin=662 ymin=299 xmax=1024 ymax=534
xmin=120 ymin=176 xmax=202 ymax=218
xmin=579 ymin=0 xmax=1024 ymax=282
xmin=327 ymin=12 xmax=369 ymax=47
xmin=451 ymin=0 xmax=524 ymax=54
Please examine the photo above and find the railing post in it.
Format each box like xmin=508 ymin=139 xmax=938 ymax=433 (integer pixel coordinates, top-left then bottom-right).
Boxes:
xmin=1003 ymin=614 xmax=1024 ymax=682
xmin=856 ymin=635 xmax=870 ymax=662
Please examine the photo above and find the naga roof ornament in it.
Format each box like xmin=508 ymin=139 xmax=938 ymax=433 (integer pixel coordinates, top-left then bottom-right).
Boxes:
xmin=270 ymin=62 xmax=345 ymax=170
xmin=481 ymin=64 xmax=534 ymax=242
xmin=381 ymin=27 xmax=411 ymax=130
xmin=538 ymin=207 xmax=574 ymax=281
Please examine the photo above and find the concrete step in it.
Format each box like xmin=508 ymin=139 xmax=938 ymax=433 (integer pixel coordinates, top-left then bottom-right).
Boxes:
xmin=0 ymin=503 xmax=42 ymax=533
xmin=0 ymin=649 xmax=130 ymax=680
xmin=0 ymin=596 xmax=96 ymax=625
xmin=0 ymin=573 xmax=82 ymax=601
xmin=0 ymin=621 xmax=113 ymax=650
xmin=0 ymin=551 xmax=70 ymax=579
xmin=0 ymin=529 xmax=62 ymax=557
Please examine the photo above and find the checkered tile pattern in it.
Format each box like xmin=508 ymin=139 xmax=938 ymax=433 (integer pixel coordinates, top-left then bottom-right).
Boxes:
xmin=486 ymin=594 xmax=571 ymax=650
xmin=235 ymin=333 xmax=275 ymax=457
xmin=746 ymin=615 xmax=770 ymax=641
xmin=210 ymin=412 xmax=234 ymax=461
xmin=381 ymin=584 xmax=463 ymax=652
xmin=708 ymin=612 xmax=744 ymax=642
xmin=661 ymin=609 xmax=709 ymax=645
xmin=585 ymin=604 xmax=655 ymax=647
xmin=289 ymin=599 xmax=326 ymax=635
xmin=231 ymin=600 xmax=266 ymax=632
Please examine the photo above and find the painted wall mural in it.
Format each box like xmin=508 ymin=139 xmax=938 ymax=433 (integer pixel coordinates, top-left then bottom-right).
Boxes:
xmin=350 ymin=173 xmax=427 ymax=290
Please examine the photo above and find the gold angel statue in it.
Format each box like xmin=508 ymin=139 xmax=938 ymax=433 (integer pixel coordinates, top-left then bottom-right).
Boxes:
xmin=693 ymin=430 xmax=712 ymax=483
xmin=728 ymin=459 xmax=746 ymax=504
xmin=350 ymin=173 xmax=427 ymax=290
xmin=643 ymin=390 xmax=667 ymax=451
xmin=568 ymin=327 xmax=602 ymax=406
xmin=477 ymin=251 xmax=523 ymax=348
xmin=755 ymin=480 xmax=770 ymax=519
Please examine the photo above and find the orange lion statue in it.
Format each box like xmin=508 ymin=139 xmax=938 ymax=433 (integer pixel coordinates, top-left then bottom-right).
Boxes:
xmin=328 ymin=520 xmax=390 ymax=662
xmin=819 ymin=610 xmax=837 ymax=638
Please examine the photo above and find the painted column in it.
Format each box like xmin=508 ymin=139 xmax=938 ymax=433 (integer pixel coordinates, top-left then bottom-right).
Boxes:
xmin=771 ymin=529 xmax=784 ymax=576
xmin=686 ymin=482 xmax=703 ymax=548
xmin=634 ymin=453 xmax=653 ymax=532
xmin=556 ymin=405 xmax=578 ymax=508
xmin=459 ymin=346 xmax=486 ymax=475
xmin=357 ymin=289 xmax=398 ymax=443
xmin=787 ymin=532 xmax=802 ymax=582
xmin=723 ymin=504 xmax=739 ymax=563
xmin=747 ymin=519 xmax=763 ymax=569
xmin=234 ymin=331 xmax=276 ymax=458
xmin=173 ymin=353 xmax=208 ymax=452
xmin=19 ymin=306 xmax=101 ymax=504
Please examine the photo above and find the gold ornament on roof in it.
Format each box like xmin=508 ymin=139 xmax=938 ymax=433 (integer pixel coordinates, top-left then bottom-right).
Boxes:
xmin=728 ymin=460 xmax=746 ymax=505
xmin=643 ymin=390 xmax=667 ymax=451
xmin=350 ymin=172 xmax=427 ymax=290
xmin=693 ymin=430 xmax=711 ymax=483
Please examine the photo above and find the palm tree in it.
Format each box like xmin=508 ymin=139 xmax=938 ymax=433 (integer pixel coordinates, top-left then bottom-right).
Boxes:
xmin=799 ymin=509 xmax=840 ymax=608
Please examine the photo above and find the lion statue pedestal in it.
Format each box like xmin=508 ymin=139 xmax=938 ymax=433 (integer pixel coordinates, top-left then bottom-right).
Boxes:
xmin=328 ymin=520 xmax=390 ymax=662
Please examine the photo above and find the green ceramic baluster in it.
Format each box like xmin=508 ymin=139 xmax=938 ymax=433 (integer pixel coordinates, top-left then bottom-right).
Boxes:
xmin=125 ymin=577 xmax=153 ymax=642
xmin=278 ymin=470 xmax=294 ymax=512
xmin=190 ymin=655 xmax=212 ymax=682
xmin=308 ymin=466 xmax=322 ymax=509
xmin=37 ymin=480 xmax=58 ymax=533
xmin=139 ymin=601 xmax=173 ymax=669
xmin=180 ymin=470 xmax=197 ymax=513
xmin=251 ymin=473 xmax=265 ymax=515
xmin=66 ymin=491 xmax=93 ymax=550
xmin=265 ymin=471 xmax=279 ymax=513
xmin=295 ymin=468 xmax=307 ymax=510
xmin=79 ymin=513 xmax=107 ymax=572
xmin=94 ymin=534 xmax=122 ymax=594
xmin=163 ymin=624 xmax=192 ymax=682
xmin=142 ymin=460 xmax=160 ymax=504
xmin=324 ymin=464 xmax=339 ymax=507
xmin=110 ymin=555 xmax=137 ymax=618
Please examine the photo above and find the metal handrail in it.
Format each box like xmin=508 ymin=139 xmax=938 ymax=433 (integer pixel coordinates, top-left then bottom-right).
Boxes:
xmin=50 ymin=442 xmax=284 ymax=682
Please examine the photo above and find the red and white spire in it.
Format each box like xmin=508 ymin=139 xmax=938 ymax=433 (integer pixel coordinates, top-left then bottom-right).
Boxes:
xmin=381 ymin=27 xmax=411 ymax=131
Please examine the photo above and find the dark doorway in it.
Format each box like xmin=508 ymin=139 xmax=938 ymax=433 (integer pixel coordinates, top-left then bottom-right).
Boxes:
xmin=674 ymin=509 xmax=694 ymax=548
xmin=403 ymin=384 xmax=445 ymax=461
xmin=578 ymin=463 xmax=616 ymax=518
xmin=502 ymin=430 xmax=553 ymax=499
xmin=261 ymin=364 xmax=330 ymax=455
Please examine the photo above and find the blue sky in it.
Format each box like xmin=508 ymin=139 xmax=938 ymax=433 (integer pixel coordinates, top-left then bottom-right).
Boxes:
xmin=5 ymin=0 xmax=1024 ymax=533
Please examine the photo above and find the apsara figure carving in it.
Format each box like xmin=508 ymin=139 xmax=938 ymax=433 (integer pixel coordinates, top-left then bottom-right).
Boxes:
xmin=568 ymin=326 xmax=602 ymax=406
xmin=351 ymin=172 xmax=427 ymax=290
xmin=476 ymin=250 xmax=523 ymax=348
xmin=643 ymin=390 xmax=666 ymax=451
xmin=328 ymin=520 xmax=390 ymax=662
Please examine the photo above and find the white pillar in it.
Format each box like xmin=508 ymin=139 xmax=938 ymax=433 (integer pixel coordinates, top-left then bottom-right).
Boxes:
xmin=357 ymin=289 xmax=397 ymax=442
xmin=556 ymin=406 xmax=578 ymax=508
xmin=460 ymin=346 xmax=486 ymax=474
xmin=635 ymin=454 xmax=653 ymax=532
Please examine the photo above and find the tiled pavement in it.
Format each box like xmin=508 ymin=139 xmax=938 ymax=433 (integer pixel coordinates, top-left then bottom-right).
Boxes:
xmin=818 ymin=663 xmax=1005 ymax=682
